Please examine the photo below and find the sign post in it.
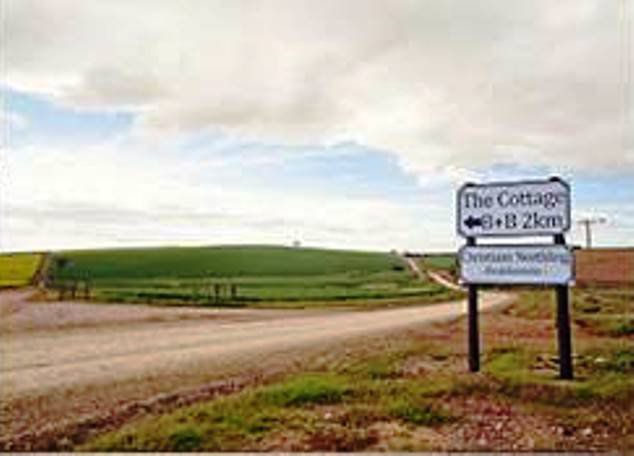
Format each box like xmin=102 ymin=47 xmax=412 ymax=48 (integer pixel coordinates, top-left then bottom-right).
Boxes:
xmin=554 ymin=233 xmax=573 ymax=379
xmin=456 ymin=177 xmax=574 ymax=379
xmin=466 ymin=236 xmax=479 ymax=372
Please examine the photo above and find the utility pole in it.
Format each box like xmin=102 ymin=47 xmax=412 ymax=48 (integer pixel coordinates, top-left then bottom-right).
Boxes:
xmin=577 ymin=217 xmax=606 ymax=249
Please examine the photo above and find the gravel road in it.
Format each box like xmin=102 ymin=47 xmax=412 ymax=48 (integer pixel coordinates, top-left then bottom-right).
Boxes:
xmin=1 ymin=290 xmax=512 ymax=400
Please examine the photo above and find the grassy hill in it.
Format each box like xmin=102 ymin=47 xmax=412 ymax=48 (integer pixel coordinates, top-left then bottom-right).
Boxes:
xmin=48 ymin=245 xmax=460 ymax=307
xmin=51 ymin=245 xmax=403 ymax=280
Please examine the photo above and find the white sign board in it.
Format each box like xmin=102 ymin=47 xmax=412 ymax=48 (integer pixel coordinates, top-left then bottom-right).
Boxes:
xmin=457 ymin=178 xmax=571 ymax=237
xmin=459 ymin=245 xmax=574 ymax=285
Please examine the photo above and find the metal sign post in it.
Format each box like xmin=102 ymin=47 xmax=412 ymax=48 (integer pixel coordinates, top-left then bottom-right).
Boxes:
xmin=466 ymin=236 xmax=479 ymax=372
xmin=554 ymin=233 xmax=573 ymax=379
xmin=456 ymin=177 xmax=574 ymax=379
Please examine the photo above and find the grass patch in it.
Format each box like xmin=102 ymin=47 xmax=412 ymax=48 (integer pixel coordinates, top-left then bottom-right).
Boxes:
xmin=387 ymin=398 xmax=451 ymax=426
xmin=481 ymin=343 xmax=634 ymax=406
xmin=342 ymin=354 xmax=401 ymax=380
xmin=167 ymin=425 xmax=203 ymax=451
xmin=257 ymin=373 xmax=351 ymax=407
xmin=571 ymin=288 xmax=634 ymax=336
xmin=361 ymin=359 xmax=397 ymax=380
xmin=575 ymin=314 xmax=634 ymax=337
xmin=486 ymin=346 xmax=527 ymax=374
xmin=0 ymin=252 xmax=42 ymax=287
xmin=611 ymin=319 xmax=634 ymax=336
xmin=504 ymin=290 xmax=554 ymax=320
xmin=85 ymin=391 xmax=305 ymax=451
xmin=82 ymin=368 xmax=453 ymax=451
xmin=421 ymin=254 xmax=456 ymax=272
xmin=608 ymin=348 xmax=634 ymax=373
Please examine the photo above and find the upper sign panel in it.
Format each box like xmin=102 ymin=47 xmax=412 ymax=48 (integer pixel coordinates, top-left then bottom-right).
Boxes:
xmin=456 ymin=178 xmax=571 ymax=238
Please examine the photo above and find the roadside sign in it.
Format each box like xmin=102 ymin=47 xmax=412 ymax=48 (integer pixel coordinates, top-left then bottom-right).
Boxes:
xmin=459 ymin=244 xmax=574 ymax=285
xmin=457 ymin=178 xmax=571 ymax=238
xmin=455 ymin=176 xmax=575 ymax=379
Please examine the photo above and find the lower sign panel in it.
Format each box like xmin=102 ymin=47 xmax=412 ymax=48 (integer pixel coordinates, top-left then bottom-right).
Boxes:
xmin=459 ymin=245 xmax=573 ymax=285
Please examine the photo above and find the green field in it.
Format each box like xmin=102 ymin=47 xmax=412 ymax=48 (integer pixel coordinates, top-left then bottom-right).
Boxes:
xmin=0 ymin=253 xmax=42 ymax=287
xmin=420 ymin=253 xmax=456 ymax=275
xmin=49 ymin=245 xmax=460 ymax=307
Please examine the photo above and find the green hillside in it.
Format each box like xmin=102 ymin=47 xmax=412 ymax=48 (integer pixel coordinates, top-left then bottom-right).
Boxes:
xmin=51 ymin=245 xmax=403 ymax=280
xmin=47 ymin=245 xmax=460 ymax=307
xmin=421 ymin=254 xmax=456 ymax=273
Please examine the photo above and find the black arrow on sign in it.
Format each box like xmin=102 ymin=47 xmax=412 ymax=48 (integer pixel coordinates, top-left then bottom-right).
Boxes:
xmin=464 ymin=216 xmax=483 ymax=229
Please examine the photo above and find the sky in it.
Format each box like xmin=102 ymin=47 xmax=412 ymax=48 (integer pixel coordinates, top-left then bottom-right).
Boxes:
xmin=1 ymin=0 xmax=633 ymax=253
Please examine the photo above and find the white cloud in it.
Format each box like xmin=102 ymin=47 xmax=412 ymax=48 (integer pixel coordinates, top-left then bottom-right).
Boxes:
xmin=3 ymin=1 xmax=634 ymax=252
xmin=2 ymin=140 xmax=438 ymax=252
xmin=4 ymin=0 xmax=633 ymax=177
xmin=0 ymin=110 xmax=28 ymax=133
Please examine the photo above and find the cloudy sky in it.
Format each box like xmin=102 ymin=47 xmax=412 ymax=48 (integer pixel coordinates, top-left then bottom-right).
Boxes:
xmin=1 ymin=0 xmax=633 ymax=252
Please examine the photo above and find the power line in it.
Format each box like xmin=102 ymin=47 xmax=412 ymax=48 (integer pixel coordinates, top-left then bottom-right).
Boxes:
xmin=577 ymin=217 xmax=607 ymax=249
